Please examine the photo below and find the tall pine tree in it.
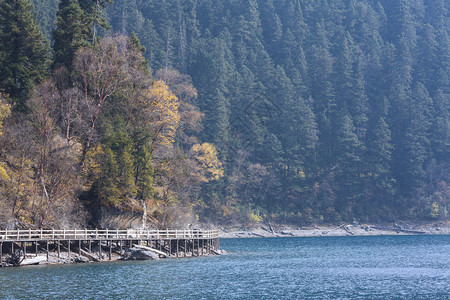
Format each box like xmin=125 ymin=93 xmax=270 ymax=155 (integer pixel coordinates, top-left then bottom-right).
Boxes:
xmin=52 ymin=0 xmax=88 ymax=71
xmin=0 ymin=0 xmax=50 ymax=110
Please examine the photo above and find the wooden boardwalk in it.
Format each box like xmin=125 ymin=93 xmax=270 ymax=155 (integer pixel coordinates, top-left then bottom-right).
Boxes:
xmin=0 ymin=229 xmax=220 ymax=266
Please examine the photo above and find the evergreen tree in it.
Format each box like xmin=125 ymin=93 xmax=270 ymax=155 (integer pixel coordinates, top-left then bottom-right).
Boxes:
xmin=77 ymin=0 xmax=112 ymax=42
xmin=53 ymin=0 xmax=88 ymax=71
xmin=365 ymin=117 xmax=395 ymax=216
xmin=30 ymin=0 xmax=59 ymax=40
xmin=0 ymin=0 xmax=50 ymax=110
xmin=335 ymin=114 xmax=363 ymax=218
xmin=403 ymin=83 xmax=433 ymax=193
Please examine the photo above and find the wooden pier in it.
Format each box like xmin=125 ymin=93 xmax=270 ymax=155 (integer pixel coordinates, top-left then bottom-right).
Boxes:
xmin=0 ymin=229 xmax=219 ymax=266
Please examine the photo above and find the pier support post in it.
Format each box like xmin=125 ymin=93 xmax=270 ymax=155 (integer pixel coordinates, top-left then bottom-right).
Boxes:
xmin=68 ymin=240 xmax=71 ymax=258
xmin=176 ymin=239 xmax=179 ymax=258
xmin=46 ymin=241 xmax=49 ymax=261
xmin=23 ymin=242 xmax=26 ymax=257
xmin=1 ymin=242 xmax=2 ymax=263
xmin=119 ymin=240 xmax=122 ymax=255
xmin=58 ymin=241 xmax=60 ymax=258
xmin=79 ymin=240 xmax=81 ymax=256
xmin=109 ymin=241 xmax=112 ymax=260
xmin=89 ymin=240 xmax=91 ymax=253
xmin=99 ymin=241 xmax=102 ymax=260
xmin=184 ymin=239 xmax=187 ymax=257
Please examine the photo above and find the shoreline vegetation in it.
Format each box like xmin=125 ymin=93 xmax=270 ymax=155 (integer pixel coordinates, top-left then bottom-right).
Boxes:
xmin=218 ymin=221 xmax=450 ymax=238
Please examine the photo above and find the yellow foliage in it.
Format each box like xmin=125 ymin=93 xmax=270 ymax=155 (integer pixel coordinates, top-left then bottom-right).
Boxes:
xmin=191 ymin=143 xmax=224 ymax=181
xmin=142 ymin=80 xmax=180 ymax=146
xmin=84 ymin=143 xmax=104 ymax=180
xmin=0 ymin=164 xmax=9 ymax=180
xmin=430 ymin=202 xmax=439 ymax=218
xmin=249 ymin=211 xmax=263 ymax=223
xmin=0 ymin=96 xmax=11 ymax=136
xmin=0 ymin=97 xmax=11 ymax=181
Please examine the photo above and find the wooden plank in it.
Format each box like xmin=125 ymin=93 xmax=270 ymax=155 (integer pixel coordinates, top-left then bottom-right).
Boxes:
xmin=133 ymin=244 xmax=169 ymax=258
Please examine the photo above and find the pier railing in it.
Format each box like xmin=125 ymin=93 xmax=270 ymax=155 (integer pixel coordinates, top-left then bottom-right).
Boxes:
xmin=0 ymin=229 xmax=219 ymax=242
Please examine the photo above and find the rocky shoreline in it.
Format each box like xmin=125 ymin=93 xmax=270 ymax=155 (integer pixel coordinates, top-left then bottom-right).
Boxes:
xmin=1 ymin=248 xmax=222 ymax=268
xmin=218 ymin=221 xmax=450 ymax=239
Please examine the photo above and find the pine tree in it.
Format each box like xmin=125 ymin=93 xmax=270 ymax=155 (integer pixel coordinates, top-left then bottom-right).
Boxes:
xmin=0 ymin=0 xmax=50 ymax=111
xmin=403 ymin=83 xmax=433 ymax=193
xmin=365 ymin=117 xmax=395 ymax=215
xmin=30 ymin=0 xmax=59 ymax=40
xmin=77 ymin=0 xmax=112 ymax=42
xmin=430 ymin=90 xmax=449 ymax=162
xmin=98 ymin=147 xmax=121 ymax=206
xmin=335 ymin=114 xmax=363 ymax=218
xmin=53 ymin=0 xmax=88 ymax=71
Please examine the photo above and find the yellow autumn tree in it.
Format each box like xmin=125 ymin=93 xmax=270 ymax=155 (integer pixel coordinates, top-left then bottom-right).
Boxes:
xmin=141 ymin=80 xmax=180 ymax=147
xmin=191 ymin=143 xmax=224 ymax=182
xmin=0 ymin=95 xmax=11 ymax=136
xmin=0 ymin=96 xmax=11 ymax=180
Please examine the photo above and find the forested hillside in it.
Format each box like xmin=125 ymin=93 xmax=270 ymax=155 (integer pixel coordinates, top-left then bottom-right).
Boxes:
xmin=1 ymin=0 xmax=448 ymax=228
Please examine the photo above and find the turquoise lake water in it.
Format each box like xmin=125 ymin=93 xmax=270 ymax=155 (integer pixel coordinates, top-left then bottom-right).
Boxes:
xmin=1 ymin=235 xmax=450 ymax=299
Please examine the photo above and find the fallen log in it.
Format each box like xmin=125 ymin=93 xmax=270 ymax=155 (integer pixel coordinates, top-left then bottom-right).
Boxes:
xmin=79 ymin=248 xmax=101 ymax=262
xmin=343 ymin=225 xmax=355 ymax=236
xmin=133 ymin=244 xmax=169 ymax=258
xmin=21 ymin=256 xmax=47 ymax=266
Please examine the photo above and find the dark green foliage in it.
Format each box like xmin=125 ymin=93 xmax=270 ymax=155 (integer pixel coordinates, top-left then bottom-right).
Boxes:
xmin=30 ymin=0 xmax=59 ymax=40
xmin=20 ymin=0 xmax=450 ymax=223
xmin=52 ymin=0 xmax=88 ymax=71
xmin=0 ymin=0 xmax=50 ymax=110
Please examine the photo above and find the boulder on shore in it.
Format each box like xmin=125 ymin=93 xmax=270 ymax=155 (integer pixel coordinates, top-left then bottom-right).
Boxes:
xmin=120 ymin=248 xmax=160 ymax=261
xmin=75 ymin=255 xmax=90 ymax=263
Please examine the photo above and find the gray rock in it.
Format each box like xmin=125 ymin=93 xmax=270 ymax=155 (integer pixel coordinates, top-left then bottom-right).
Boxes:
xmin=121 ymin=248 xmax=160 ymax=261
xmin=75 ymin=255 xmax=90 ymax=263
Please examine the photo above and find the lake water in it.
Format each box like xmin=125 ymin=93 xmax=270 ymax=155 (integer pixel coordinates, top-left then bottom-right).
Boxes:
xmin=1 ymin=235 xmax=450 ymax=299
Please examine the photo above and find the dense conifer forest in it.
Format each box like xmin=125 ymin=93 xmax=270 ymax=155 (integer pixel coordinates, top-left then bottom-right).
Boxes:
xmin=0 ymin=0 xmax=448 ymax=228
